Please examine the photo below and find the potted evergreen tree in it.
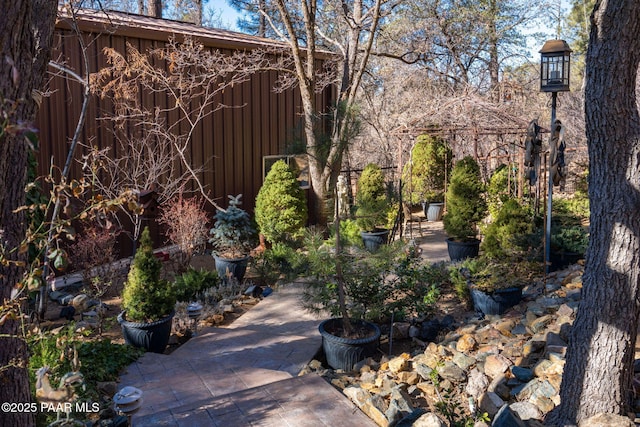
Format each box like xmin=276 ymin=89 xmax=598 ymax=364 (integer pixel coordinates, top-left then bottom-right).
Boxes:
xmin=443 ymin=156 xmax=487 ymax=261
xmin=209 ymin=194 xmax=257 ymax=282
xmin=355 ymin=163 xmax=391 ymax=251
xmin=118 ymin=227 xmax=177 ymax=353
xmin=402 ymin=134 xmax=452 ymax=221
xmin=255 ymin=160 xmax=307 ymax=245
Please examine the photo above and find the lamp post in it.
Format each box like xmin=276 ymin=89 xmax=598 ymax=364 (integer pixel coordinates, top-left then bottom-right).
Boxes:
xmin=540 ymin=39 xmax=572 ymax=273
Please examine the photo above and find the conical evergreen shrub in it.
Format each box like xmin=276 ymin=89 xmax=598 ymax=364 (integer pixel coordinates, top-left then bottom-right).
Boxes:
xmin=255 ymin=160 xmax=307 ymax=244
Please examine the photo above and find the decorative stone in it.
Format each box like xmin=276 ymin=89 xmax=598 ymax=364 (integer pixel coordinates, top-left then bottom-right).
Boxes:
xmin=389 ymin=353 xmax=411 ymax=374
xmin=452 ymin=351 xmax=476 ymax=371
xmin=511 ymin=366 xmax=534 ymax=382
xmin=578 ymin=413 xmax=635 ymax=427
xmin=492 ymin=404 xmax=527 ymax=427
xmin=528 ymin=314 xmax=554 ymax=334
xmin=509 ymin=401 xmax=542 ymax=420
xmin=437 ymin=361 xmax=466 ymax=382
xmin=488 ymin=374 xmax=510 ymax=400
xmin=412 ymin=412 xmax=447 ymax=427
xmin=478 ymin=392 xmax=504 ymax=418
xmin=484 ymin=354 xmax=513 ymax=379
xmin=456 ymin=334 xmax=477 ymax=352
xmin=465 ymin=368 xmax=490 ymax=399
xmin=397 ymin=371 xmax=420 ymax=385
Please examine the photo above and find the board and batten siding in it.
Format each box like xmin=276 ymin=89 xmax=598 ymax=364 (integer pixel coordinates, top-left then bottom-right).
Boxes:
xmin=36 ymin=8 xmax=333 ymax=222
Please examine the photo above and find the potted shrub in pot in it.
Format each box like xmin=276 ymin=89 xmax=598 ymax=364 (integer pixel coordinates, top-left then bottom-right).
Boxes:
xmin=442 ymin=156 xmax=487 ymax=261
xmin=209 ymin=194 xmax=257 ymax=282
xmin=449 ymin=257 xmax=539 ymax=317
xmin=355 ymin=163 xmax=392 ymax=251
xmin=302 ymin=229 xmax=396 ymax=371
xmin=118 ymin=227 xmax=177 ymax=353
xmin=402 ymin=134 xmax=452 ymax=220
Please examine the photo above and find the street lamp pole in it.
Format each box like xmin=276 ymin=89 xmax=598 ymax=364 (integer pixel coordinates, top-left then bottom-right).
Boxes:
xmin=539 ymin=39 xmax=571 ymax=274
xmin=545 ymin=92 xmax=557 ymax=274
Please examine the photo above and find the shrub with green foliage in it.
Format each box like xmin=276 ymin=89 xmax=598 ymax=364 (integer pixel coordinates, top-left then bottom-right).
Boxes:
xmin=551 ymin=194 xmax=590 ymax=254
xmin=486 ymin=164 xmax=520 ymax=219
xmin=28 ymin=326 xmax=144 ymax=425
xmin=402 ymin=134 xmax=453 ymax=205
xmin=482 ymin=198 xmax=538 ymax=259
xmin=355 ymin=163 xmax=390 ymax=231
xmin=255 ymin=160 xmax=307 ymax=244
xmin=443 ymin=156 xmax=487 ymax=240
xmin=173 ymin=268 xmax=219 ymax=302
xmin=122 ymin=227 xmax=176 ymax=322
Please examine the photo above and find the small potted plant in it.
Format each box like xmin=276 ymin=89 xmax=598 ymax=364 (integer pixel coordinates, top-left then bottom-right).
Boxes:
xmin=450 ymin=257 xmax=539 ymax=317
xmin=302 ymin=229 xmax=393 ymax=371
xmin=442 ymin=156 xmax=487 ymax=261
xmin=118 ymin=227 xmax=177 ymax=353
xmin=355 ymin=163 xmax=392 ymax=251
xmin=209 ymin=194 xmax=257 ymax=282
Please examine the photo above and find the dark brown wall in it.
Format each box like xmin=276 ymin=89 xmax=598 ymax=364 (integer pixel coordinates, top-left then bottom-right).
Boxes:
xmin=36 ymin=13 xmax=332 ymax=226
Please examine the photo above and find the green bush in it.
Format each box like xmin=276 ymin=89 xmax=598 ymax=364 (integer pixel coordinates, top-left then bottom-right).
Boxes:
xmin=482 ymin=198 xmax=538 ymax=259
xmin=255 ymin=160 xmax=307 ymax=244
xmin=355 ymin=163 xmax=390 ymax=232
xmin=28 ymin=326 xmax=144 ymax=425
xmin=486 ymin=164 xmax=519 ymax=219
xmin=443 ymin=156 xmax=487 ymax=240
xmin=551 ymin=194 xmax=589 ymax=254
xmin=173 ymin=268 xmax=219 ymax=302
xmin=122 ymin=227 xmax=176 ymax=322
xmin=402 ymin=134 xmax=452 ymax=205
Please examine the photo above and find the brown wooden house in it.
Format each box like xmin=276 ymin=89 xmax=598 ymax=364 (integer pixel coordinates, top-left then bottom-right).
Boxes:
xmin=36 ymin=7 xmax=334 ymax=232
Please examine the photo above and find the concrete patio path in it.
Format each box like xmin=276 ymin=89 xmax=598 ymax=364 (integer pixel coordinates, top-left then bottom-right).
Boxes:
xmin=116 ymin=219 xmax=449 ymax=426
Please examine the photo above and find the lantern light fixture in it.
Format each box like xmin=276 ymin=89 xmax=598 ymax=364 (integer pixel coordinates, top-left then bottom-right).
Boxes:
xmin=540 ymin=39 xmax=572 ymax=93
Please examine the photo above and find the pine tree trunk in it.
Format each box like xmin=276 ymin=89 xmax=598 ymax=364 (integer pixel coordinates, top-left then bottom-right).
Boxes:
xmin=0 ymin=2 xmax=57 ymax=426
xmin=547 ymin=1 xmax=640 ymax=424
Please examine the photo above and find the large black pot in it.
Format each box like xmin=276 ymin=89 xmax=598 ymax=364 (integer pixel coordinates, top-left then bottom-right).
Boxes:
xmin=446 ymin=237 xmax=480 ymax=261
xmin=360 ymin=229 xmax=390 ymax=252
xmin=213 ymin=254 xmax=250 ymax=282
xmin=118 ymin=311 xmax=175 ymax=354
xmin=319 ymin=318 xmax=381 ymax=372
xmin=470 ymin=287 xmax=522 ymax=316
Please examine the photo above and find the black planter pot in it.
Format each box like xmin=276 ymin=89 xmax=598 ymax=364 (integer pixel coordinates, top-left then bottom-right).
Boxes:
xmin=470 ymin=287 xmax=522 ymax=316
xmin=319 ymin=318 xmax=381 ymax=371
xmin=426 ymin=203 xmax=444 ymax=222
xmin=213 ymin=254 xmax=250 ymax=282
xmin=360 ymin=229 xmax=390 ymax=252
xmin=118 ymin=311 xmax=175 ymax=354
xmin=549 ymin=250 xmax=583 ymax=272
xmin=446 ymin=237 xmax=480 ymax=261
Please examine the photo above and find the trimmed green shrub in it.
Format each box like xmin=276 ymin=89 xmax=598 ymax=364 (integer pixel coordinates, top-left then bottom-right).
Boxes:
xmin=122 ymin=227 xmax=176 ymax=322
xmin=173 ymin=268 xmax=219 ymax=302
xmin=402 ymin=134 xmax=453 ymax=205
xmin=255 ymin=160 xmax=307 ymax=244
xmin=482 ymin=198 xmax=537 ymax=259
xmin=443 ymin=156 xmax=487 ymax=240
xmin=355 ymin=163 xmax=390 ymax=231
xmin=486 ymin=164 xmax=518 ymax=219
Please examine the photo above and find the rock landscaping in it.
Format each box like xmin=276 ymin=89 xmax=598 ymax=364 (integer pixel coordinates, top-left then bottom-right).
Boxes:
xmin=302 ymin=263 xmax=640 ymax=426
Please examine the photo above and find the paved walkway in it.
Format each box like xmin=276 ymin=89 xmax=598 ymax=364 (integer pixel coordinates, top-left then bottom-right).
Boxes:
xmin=117 ymin=220 xmax=449 ymax=426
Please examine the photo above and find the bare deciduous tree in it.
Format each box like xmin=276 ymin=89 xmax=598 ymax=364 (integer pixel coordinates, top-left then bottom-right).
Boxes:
xmin=87 ymin=37 xmax=266 ymax=239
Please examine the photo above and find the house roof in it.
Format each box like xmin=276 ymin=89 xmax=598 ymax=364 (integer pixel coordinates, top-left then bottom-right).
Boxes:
xmin=56 ymin=7 xmax=287 ymax=51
